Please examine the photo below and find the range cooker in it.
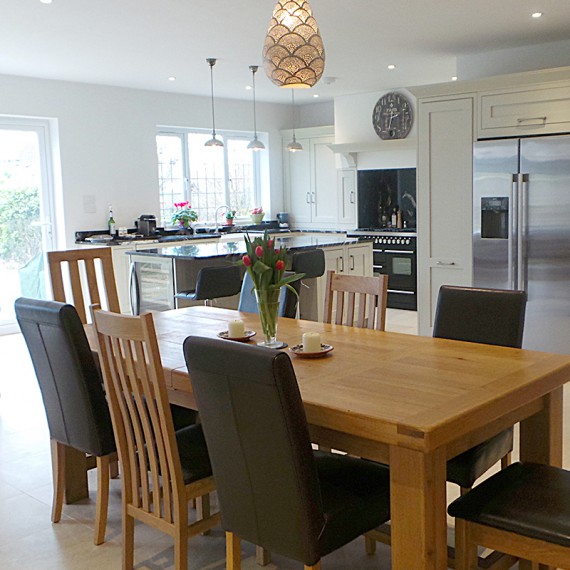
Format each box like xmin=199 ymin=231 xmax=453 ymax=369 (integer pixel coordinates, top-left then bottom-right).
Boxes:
xmin=347 ymin=229 xmax=417 ymax=310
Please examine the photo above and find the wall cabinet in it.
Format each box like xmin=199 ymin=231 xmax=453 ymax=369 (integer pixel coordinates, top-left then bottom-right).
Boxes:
xmin=417 ymin=96 xmax=474 ymax=336
xmin=337 ymin=168 xmax=357 ymax=226
xmin=479 ymin=83 xmax=570 ymax=138
xmin=283 ymin=127 xmax=339 ymax=229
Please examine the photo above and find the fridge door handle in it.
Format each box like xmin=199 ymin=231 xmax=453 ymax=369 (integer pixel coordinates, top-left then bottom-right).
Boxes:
xmin=511 ymin=173 xmax=519 ymax=290
xmin=129 ymin=261 xmax=140 ymax=316
xmin=519 ymin=173 xmax=529 ymax=292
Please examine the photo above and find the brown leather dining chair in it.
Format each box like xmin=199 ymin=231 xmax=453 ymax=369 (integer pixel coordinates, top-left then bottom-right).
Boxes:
xmin=365 ymin=285 xmax=527 ymax=568
xmin=183 ymin=335 xmax=392 ymax=570
xmin=15 ymin=297 xmax=117 ymax=545
xmin=323 ymin=270 xmax=389 ymax=331
xmin=93 ymin=309 xmax=220 ymax=570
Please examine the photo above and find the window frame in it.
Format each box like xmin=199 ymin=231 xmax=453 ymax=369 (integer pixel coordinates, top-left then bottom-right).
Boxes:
xmin=156 ymin=126 xmax=264 ymax=225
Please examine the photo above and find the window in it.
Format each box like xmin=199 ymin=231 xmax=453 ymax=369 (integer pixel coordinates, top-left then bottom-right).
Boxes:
xmin=156 ymin=129 xmax=263 ymax=226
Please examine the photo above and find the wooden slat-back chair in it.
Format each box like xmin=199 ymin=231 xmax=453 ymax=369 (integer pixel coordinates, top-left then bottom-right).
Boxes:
xmin=48 ymin=247 xmax=120 ymax=323
xmin=93 ymin=309 xmax=219 ymax=570
xmin=323 ymin=270 xmax=388 ymax=331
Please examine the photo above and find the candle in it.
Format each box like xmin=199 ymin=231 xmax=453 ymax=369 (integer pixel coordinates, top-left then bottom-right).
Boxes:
xmin=228 ymin=319 xmax=245 ymax=338
xmin=303 ymin=332 xmax=321 ymax=353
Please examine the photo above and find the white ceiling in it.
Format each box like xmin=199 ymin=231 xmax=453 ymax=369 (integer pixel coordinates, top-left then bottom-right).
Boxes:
xmin=2 ymin=0 xmax=570 ymax=105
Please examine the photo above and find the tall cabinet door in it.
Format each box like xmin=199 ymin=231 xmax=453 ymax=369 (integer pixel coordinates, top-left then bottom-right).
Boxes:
xmin=417 ymin=96 xmax=474 ymax=335
xmin=284 ymin=138 xmax=312 ymax=225
xmin=311 ymin=136 xmax=338 ymax=224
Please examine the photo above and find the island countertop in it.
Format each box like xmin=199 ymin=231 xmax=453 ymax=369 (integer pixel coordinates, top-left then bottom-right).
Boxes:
xmin=125 ymin=234 xmax=361 ymax=260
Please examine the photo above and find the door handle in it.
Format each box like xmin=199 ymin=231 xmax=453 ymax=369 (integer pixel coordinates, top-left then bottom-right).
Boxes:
xmin=350 ymin=191 xmax=355 ymax=204
xmin=350 ymin=255 xmax=355 ymax=271
xmin=436 ymin=261 xmax=456 ymax=266
xmin=129 ymin=262 xmax=140 ymax=315
xmin=339 ymin=256 xmax=345 ymax=272
xmin=306 ymin=192 xmax=311 ymax=204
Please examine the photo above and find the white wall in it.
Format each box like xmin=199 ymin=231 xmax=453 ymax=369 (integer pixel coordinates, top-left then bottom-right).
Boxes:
xmin=0 ymin=73 xmax=292 ymax=246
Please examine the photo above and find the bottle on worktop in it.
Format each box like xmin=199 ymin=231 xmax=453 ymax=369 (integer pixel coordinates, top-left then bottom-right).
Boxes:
xmin=391 ymin=207 xmax=398 ymax=227
xmin=397 ymin=208 xmax=403 ymax=229
xmin=108 ymin=205 xmax=116 ymax=236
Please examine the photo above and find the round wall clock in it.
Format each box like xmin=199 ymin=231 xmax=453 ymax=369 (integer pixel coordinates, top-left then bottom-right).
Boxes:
xmin=372 ymin=92 xmax=414 ymax=140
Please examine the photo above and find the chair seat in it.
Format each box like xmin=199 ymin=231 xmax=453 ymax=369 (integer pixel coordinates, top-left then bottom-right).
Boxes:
xmin=175 ymin=424 xmax=213 ymax=485
xmin=314 ymin=451 xmax=391 ymax=557
xmin=448 ymin=462 xmax=570 ymax=548
xmin=446 ymin=427 xmax=514 ymax=488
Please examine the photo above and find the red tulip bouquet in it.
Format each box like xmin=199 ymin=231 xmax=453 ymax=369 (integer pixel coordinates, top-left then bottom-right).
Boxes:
xmin=242 ymin=231 xmax=304 ymax=347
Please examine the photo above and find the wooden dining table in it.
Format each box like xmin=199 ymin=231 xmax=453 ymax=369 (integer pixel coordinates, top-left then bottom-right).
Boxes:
xmin=86 ymin=305 xmax=570 ymax=570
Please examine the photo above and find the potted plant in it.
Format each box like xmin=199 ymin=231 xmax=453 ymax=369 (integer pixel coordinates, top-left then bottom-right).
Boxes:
xmin=171 ymin=201 xmax=198 ymax=229
xmin=250 ymin=207 xmax=265 ymax=224
xmin=225 ymin=210 xmax=236 ymax=226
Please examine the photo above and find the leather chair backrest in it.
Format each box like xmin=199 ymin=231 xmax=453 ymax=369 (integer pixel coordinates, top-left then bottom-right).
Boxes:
xmin=183 ymin=336 xmax=324 ymax=563
xmin=433 ymin=285 xmax=527 ymax=348
xmin=194 ymin=265 xmax=243 ymax=301
xmin=291 ymin=248 xmax=325 ymax=279
xmin=238 ymin=271 xmax=299 ymax=319
xmin=15 ymin=297 xmax=115 ymax=456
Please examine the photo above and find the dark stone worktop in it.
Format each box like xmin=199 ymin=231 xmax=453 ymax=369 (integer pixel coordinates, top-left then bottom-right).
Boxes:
xmin=125 ymin=235 xmax=362 ymax=260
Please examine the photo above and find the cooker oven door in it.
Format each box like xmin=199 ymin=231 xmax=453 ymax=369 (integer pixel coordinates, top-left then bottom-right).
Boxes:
xmin=383 ymin=248 xmax=417 ymax=310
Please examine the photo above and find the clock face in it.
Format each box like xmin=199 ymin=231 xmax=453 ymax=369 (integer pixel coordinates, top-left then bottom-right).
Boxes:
xmin=372 ymin=92 xmax=414 ymax=140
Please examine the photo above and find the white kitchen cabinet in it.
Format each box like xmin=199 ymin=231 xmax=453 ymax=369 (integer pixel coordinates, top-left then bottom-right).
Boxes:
xmin=338 ymin=169 xmax=357 ymax=226
xmin=417 ymin=96 xmax=474 ymax=336
xmin=283 ymin=126 xmax=338 ymax=228
xmin=479 ymin=82 xmax=570 ymax=138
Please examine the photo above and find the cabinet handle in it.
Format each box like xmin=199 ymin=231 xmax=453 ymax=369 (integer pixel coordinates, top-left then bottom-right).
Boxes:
xmin=517 ymin=116 xmax=547 ymax=126
xmin=350 ymin=191 xmax=355 ymax=204
xmin=350 ymin=254 xmax=355 ymax=271
xmin=436 ymin=261 xmax=456 ymax=266
xmin=312 ymin=192 xmax=316 ymax=204
xmin=340 ymin=256 xmax=345 ymax=272
xmin=306 ymin=192 xmax=311 ymax=204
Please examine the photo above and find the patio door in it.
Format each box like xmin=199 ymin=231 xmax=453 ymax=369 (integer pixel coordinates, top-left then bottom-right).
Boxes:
xmin=0 ymin=119 xmax=56 ymax=334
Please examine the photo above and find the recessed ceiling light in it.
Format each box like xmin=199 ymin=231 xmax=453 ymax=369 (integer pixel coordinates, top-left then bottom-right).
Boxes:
xmin=40 ymin=0 xmax=52 ymax=4
xmin=451 ymin=76 xmax=458 ymax=81
xmin=387 ymin=64 xmax=396 ymax=70
xmin=531 ymin=12 xmax=543 ymax=18
xmin=245 ymin=85 xmax=252 ymax=90
xmin=313 ymin=94 xmax=320 ymax=98
xmin=168 ymin=76 xmax=176 ymax=81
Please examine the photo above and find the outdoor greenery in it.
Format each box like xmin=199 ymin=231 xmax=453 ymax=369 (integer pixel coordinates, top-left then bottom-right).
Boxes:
xmin=0 ymin=186 xmax=41 ymax=268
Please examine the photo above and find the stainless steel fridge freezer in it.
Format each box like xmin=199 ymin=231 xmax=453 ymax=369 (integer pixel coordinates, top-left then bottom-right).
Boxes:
xmin=473 ymin=135 xmax=570 ymax=354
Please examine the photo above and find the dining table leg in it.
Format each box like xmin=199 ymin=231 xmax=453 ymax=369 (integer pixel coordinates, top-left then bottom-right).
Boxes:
xmin=389 ymin=445 xmax=448 ymax=570
xmin=518 ymin=386 xmax=563 ymax=570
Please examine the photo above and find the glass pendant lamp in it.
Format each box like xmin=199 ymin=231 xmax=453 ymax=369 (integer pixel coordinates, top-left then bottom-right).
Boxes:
xmin=247 ymin=65 xmax=265 ymax=151
xmin=205 ymin=58 xmax=223 ymax=148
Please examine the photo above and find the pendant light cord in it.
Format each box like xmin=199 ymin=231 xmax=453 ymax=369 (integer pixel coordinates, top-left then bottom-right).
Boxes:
xmin=251 ymin=66 xmax=258 ymax=138
xmin=208 ymin=59 xmax=217 ymax=137
xmin=291 ymin=89 xmax=297 ymax=142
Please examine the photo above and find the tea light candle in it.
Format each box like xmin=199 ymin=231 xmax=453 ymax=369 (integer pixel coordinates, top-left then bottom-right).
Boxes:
xmin=228 ymin=319 xmax=245 ymax=338
xmin=303 ymin=332 xmax=321 ymax=353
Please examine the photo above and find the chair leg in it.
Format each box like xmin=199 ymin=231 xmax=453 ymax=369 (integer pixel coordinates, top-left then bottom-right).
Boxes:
xmin=501 ymin=452 xmax=512 ymax=470
xmin=196 ymin=494 xmax=211 ymax=536
xmin=122 ymin=507 xmax=135 ymax=570
xmin=256 ymin=545 xmax=271 ymax=566
xmin=304 ymin=563 xmax=321 ymax=570
xmin=110 ymin=458 xmax=119 ymax=479
xmin=365 ymin=535 xmax=377 ymax=555
xmin=226 ymin=531 xmax=241 ymax=570
xmin=94 ymin=455 xmax=110 ymax=545
xmin=50 ymin=440 xmax=65 ymax=523
xmin=174 ymin=521 xmax=188 ymax=570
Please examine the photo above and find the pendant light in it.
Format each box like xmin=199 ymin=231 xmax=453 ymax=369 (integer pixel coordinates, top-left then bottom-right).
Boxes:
xmin=262 ymin=0 xmax=325 ymax=88
xmin=205 ymin=58 xmax=223 ymax=148
xmin=287 ymin=90 xmax=303 ymax=152
xmin=247 ymin=66 xmax=265 ymax=151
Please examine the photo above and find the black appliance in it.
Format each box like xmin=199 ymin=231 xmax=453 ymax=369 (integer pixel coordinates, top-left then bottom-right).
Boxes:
xmin=137 ymin=214 xmax=157 ymax=236
xmin=348 ymin=230 xmax=417 ymax=311
xmin=357 ymin=168 xmax=416 ymax=230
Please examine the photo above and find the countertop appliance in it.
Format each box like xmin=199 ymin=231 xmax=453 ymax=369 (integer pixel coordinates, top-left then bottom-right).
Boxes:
xmin=348 ymin=230 xmax=417 ymax=310
xmin=473 ymin=135 xmax=570 ymax=354
xmin=137 ymin=214 xmax=157 ymax=236
xmin=276 ymin=212 xmax=289 ymax=228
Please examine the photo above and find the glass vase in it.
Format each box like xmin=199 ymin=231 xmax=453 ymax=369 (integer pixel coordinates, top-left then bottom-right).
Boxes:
xmin=255 ymin=288 xmax=281 ymax=348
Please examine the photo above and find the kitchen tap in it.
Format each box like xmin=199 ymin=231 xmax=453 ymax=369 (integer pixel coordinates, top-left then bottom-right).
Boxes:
xmin=214 ymin=205 xmax=230 ymax=233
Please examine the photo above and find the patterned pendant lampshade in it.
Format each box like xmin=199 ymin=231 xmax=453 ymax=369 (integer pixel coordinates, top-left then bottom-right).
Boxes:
xmin=262 ymin=0 xmax=325 ymax=88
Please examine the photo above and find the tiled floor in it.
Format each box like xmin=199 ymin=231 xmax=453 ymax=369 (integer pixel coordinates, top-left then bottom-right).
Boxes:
xmin=2 ymin=308 xmax=561 ymax=569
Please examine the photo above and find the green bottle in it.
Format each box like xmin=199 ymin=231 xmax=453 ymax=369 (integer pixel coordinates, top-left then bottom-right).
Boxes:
xmin=108 ymin=205 xmax=116 ymax=235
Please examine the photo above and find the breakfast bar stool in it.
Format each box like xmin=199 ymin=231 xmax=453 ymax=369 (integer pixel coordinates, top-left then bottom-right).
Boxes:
xmin=291 ymin=248 xmax=325 ymax=320
xmin=175 ymin=265 xmax=242 ymax=306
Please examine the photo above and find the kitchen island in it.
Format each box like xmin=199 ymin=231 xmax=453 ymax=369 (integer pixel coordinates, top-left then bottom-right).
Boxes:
xmin=127 ymin=234 xmax=372 ymax=320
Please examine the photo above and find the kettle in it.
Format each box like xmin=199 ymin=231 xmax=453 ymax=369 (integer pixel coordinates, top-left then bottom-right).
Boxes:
xmin=137 ymin=214 xmax=157 ymax=236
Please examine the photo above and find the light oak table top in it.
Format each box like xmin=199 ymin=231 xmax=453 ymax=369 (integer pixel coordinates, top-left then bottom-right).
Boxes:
xmin=89 ymin=306 xmax=570 ymax=570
